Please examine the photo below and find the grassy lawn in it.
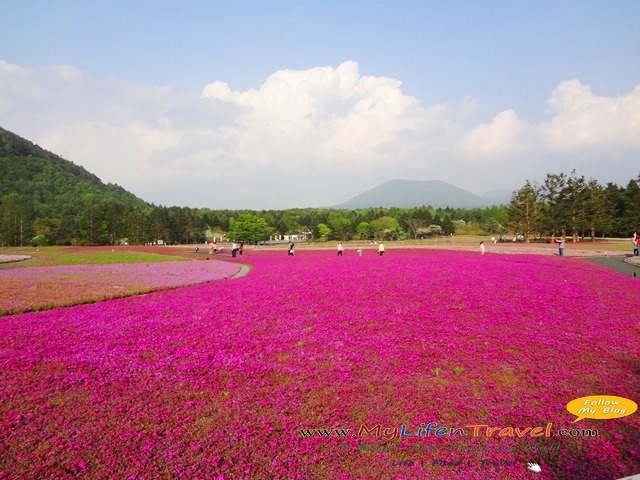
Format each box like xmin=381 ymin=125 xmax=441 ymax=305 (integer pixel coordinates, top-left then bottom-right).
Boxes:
xmin=0 ymin=246 xmax=190 ymax=268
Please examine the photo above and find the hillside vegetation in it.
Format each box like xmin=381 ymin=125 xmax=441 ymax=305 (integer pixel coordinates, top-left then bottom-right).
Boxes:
xmin=1 ymin=127 xmax=638 ymax=246
xmin=0 ymin=127 xmax=146 ymax=245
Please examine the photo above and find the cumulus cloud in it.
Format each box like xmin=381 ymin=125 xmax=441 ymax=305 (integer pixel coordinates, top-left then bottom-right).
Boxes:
xmin=0 ymin=60 xmax=29 ymax=75
xmin=462 ymin=109 xmax=529 ymax=162
xmin=0 ymin=59 xmax=639 ymax=208
xmin=542 ymin=80 xmax=640 ymax=150
xmin=201 ymin=61 xmax=426 ymax=171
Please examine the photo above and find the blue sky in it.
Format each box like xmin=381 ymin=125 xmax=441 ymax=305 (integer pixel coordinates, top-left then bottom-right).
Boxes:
xmin=1 ymin=1 xmax=639 ymax=208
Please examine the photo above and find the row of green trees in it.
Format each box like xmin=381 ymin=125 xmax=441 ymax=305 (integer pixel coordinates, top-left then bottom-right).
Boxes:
xmin=3 ymin=171 xmax=640 ymax=247
xmin=0 ymin=196 xmax=510 ymax=247
xmin=227 ymin=204 xmax=509 ymax=244
xmin=508 ymin=170 xmax=640 ymax=241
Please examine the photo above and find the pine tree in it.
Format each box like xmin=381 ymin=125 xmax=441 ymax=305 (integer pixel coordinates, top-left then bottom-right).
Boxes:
xmin=562 ymin=170 xmax=587 ymax=242
xmin=508 ymin=180 xmax=541 ymax=242
xmin=540 ymin=172 xmax=567 ymax=236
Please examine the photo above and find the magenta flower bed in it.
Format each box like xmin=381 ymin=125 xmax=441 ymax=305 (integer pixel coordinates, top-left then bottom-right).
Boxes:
xmin=0 ymin=260 xmax=241 ymax=315
xmin=0 ymin=250 xmax=638 ymax=479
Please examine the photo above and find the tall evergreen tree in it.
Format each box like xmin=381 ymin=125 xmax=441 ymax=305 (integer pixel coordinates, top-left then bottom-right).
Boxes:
xmin=604 ymin=183 xmax=625 ymax=237
xmin=540 ymin=172 xmax=567 ymax=236
xmin=508 ymin=180 xmax=541 ymax=242
xmin=583 ymin=179 xmax=607 ymax=240
xmin=562 ymin=170 xmax=587 ymax=242
xmin=621 ymin=176 xmax=640 ymax=235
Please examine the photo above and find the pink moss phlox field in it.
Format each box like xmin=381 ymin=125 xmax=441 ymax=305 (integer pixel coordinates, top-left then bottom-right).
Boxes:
xmin=0 ymin=260 xmax=241 ymax=315
xmin=1 ymin=249 xmax=639 ymax=479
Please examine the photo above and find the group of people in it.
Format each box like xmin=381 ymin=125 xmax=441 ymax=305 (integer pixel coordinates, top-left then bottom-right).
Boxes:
xmin=336 ymin=243 xmax=385 ymax=256
xmin=478 ymin=236 xmax=567 ymax=255
xmin=336 ymin=242 xmax=385 ymax=256
xmin=231 ymin=242 xmax=243 ymax=257
xmin=198 ymin=241 xmax=243 ymax=257
xmin=286 ymin=242 xmax=386 ymax=256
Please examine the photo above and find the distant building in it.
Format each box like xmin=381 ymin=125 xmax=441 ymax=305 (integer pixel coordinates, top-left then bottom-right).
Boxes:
xmin=270 ymin=232 xmax=311 ymax=242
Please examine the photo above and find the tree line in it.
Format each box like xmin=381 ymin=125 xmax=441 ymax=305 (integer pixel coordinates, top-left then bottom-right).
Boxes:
xmin=0 ymin=198 xmax=509 ymax=246
xmin=3 ymin=126 xmax=509 ymax=246
xmin=2 ymin=169 xmax=639 ymax=247
xmin=2 ymin=128 xmax=638 ymax=246
xmin=508 ymin=170 xmax=640 ymax=242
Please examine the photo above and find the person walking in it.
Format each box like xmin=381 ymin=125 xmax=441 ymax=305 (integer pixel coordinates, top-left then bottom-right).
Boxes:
xmin=337 ymin=242 xmax=344 ymax=256
xmin=480 ymin=241 xmax=485 ymax=255
xmin=556 ymin=236 xmax=566 ymax=256
xmin=378 ymin=243 xmax=385 ymax=256
xmin=239 ymin=242 xmax=244 ymax=256
xmin=288 ymin=242 xmax=295 ymax=256
xmin=633 ymin=237 xmax=639 ymax=256
xmin=231 ymin=242 xmax=238 ymax=257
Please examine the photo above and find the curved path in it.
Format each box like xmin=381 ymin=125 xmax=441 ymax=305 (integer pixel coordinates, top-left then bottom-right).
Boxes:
xmin=583 ymin=255 xmax=640 ymax=278
xmin=0 ymin=254 xmax=31 ymax=264
xmin=230 ymin=263 xmax=252 ymax=278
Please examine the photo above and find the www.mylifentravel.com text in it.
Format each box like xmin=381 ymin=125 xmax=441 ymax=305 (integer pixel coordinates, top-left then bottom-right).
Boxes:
xmin=389 ymin=459 xmax=519 ymax=468
xmin=326 ymin=443 xmax=562 ymax=453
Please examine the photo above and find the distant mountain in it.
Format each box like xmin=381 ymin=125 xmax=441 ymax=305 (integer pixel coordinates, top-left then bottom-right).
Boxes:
xmin=336 ymin=179 xmax=511 ymax=209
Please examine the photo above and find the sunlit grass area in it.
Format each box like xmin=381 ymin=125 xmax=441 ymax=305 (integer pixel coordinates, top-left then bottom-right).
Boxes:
xmin=0 ymin=246 xmax=190 ymax=268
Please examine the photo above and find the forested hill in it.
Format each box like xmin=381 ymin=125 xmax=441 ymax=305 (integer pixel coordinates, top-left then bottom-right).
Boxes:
xmin=0 ymin=127 xmax=145 ymax=208
xmin=1 ymin=127 xmax=147 ymax=245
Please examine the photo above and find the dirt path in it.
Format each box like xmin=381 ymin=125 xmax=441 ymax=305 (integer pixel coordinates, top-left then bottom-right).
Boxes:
xmin=0 ymin=255 xmax=31 ymax=264
xmin=248 ymin=243 xmax=628 ymax=258
xmin=230 ymin=263 xmax=252 ymax=279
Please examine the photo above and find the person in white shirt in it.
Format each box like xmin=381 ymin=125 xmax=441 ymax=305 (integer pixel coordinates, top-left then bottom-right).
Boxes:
xmin=556 ymin=236 xmax=565 ymax=256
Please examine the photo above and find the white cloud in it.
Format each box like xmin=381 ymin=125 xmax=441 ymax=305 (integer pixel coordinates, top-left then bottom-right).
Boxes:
xmin=1 ymin=59 xmax=639 ymax=208
xmin=542 ymin=80 xmax=640 ymax=150
xmin=39 ymin=121 xmax=183 ymax=182
xmin=0 ymin=60 xmax=29 ymax=75
xmin=201 ymin=61 xmax=426 ymax=171
xmin=0 ymin=60 xmax=33 ymax=111
xmin=461 ymin=109 xmax=528 ymax=162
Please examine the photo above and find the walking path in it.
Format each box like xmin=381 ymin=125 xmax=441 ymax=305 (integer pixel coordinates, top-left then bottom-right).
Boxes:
xmin=0 ymin=255 xmax=31 ymax=264
xmin=230 ymin=263 xmax=252 ymax=279
xmin=584 ymin=256 xmax=640 ymax=278
xmin=625 ymin=256 xmax=640 ymax=267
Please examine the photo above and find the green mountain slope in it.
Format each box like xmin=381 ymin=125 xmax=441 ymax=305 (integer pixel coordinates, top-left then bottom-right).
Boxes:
xmin=0 ymin=127 xmax=145 ymax=208
xmin=0 ymin=126 xmax=147 ymax=245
